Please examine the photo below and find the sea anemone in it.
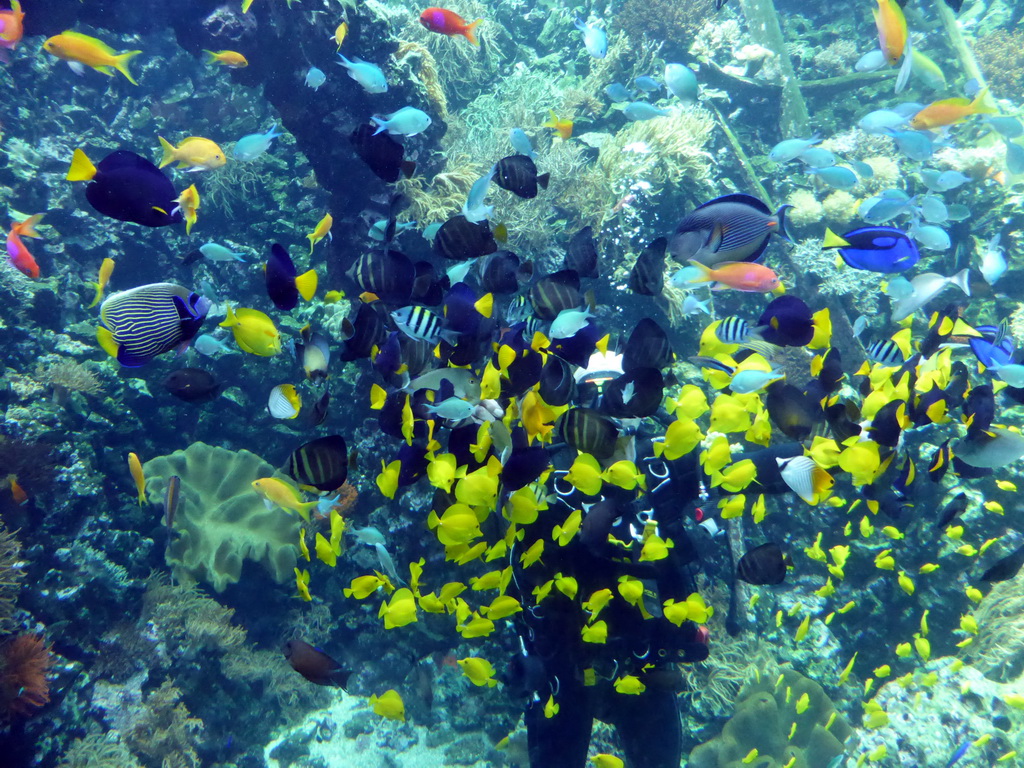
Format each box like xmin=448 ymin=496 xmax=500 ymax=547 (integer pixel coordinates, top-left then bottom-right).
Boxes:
xmin=0 ymin=633 xmax=52 ymax=717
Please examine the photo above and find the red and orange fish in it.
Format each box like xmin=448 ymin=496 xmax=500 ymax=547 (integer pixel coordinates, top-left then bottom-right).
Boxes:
xmin=873 ymin=0 xmax=906 ymax=66
xmin=6 ymin=213 xmax=44 ymax=278
xmin=910 ymin=88 xmax=996 ymax=131
xmin=419 ymin=7 xmax=481 ymax=46
xmin=0 ymin=1 xmax=24 ymax=61
xmin=687 ymin=259 xmax=781 ymax=293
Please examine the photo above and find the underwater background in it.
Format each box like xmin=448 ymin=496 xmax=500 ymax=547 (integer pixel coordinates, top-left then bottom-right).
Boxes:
xmin=2 ymin=0 xmax=1024 ymax=766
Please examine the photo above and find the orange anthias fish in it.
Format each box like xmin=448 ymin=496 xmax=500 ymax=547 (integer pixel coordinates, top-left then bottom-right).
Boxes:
xmin=43 ymin=31 xmax=143 ymax=85
xmin=419 ymin=7 xmax=481 ymax=46
xmin=873 ymin=0 xmax=907 ymax=66
xmin=543 ymin=110 xmax=573 ymax=140
xmin=0 ymin=1 xmax=25 ymax=60
xmin=6 ymin=213 xmax=44 ymax=278
xmin=204 ymin=49 xmax=248 ymax=68
xmin=5 ymin=474 xmax=27 ymax=506
xmin=909 ymin=88 xmax=996 ymax=130
xmin=687 ymin=259 xmax=780 ymax=293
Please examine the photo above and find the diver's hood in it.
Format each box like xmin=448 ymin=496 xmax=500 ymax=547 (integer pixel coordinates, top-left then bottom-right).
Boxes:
xmin=574 ymin=350 xmax=624 ymax=385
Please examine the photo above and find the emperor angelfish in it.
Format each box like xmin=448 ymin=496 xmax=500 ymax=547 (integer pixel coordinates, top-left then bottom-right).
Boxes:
xmin=98 ymin=282 xmax=210 ymax=367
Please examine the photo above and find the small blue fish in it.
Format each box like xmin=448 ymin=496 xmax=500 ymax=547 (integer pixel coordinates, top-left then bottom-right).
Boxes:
xmin=946 ymin=203 xmax=971 ymax=221
xmin=910 ymin=222 xmax=951 ymax=251
xmin=984 ymin=115 xmax=1024 ymax=139
xmin=304 ymin=67 xmax=326 ymax=90
xmin=664 ymin=63 xmax=698 ymax=101
xmin=806 ymin=166 xmax=858 ymax=190
xmin=769 ymin=135 xmax=820 ymax=162
xmin=944 ymin=741 xmax=970 ymax=768
xmin=850 ymin=160 xmax=875 ymax=178
xmin=233 ymin=124 xmax=284 ymax=161
xmin=623 ymin=102 xmax=669 ymax=121
xmin=1006 ymin=140 xmax=1024 ymax=175
xmin=604 ymin=83 xmax=634 ymax=103
xmin=337 ymin=54 xmax=387 ymax=93
xmin=574 ymin=17 xmax=607 ymax=59
xmin=798 ymin=147 xmax=836 ymax=167
xmin=822 ymin=226 xmax=920 ymax=273
xmin=858 ymin=109 xmax=906 ymax=134
xmin=920 ymin=169 xmax=969 ymax=191
xmin=510 ymin=128 xmax=536 ymax=158
xmin=886 ymin=129 xmax=934 ymax=161
xmin=917 ymin=195 xmax=948 ymax=224
xmin=862 ymin=194 xmax=915 ymax=225
xmin=634 ymin=76 xmax=660 ymax=93
xmin=462 ymin=167 xmax=495 ymax=223
xmin=855 ymin=50 xmax=886 ymax=72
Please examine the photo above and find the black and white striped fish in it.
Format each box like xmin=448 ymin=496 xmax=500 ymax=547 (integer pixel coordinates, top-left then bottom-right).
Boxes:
xmin=866 ymin=338 xmax=905 ymax=366
xmin=715 ymin=316 xmax=754 ymax=344
xmin=391 ymin=305 xmax=457 ymax=344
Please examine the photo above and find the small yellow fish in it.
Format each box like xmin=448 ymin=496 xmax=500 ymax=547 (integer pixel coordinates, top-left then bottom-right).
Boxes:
xmin=157 ymin=136 xmax=226 ymax=171
xmin=331 ymin=20 xmax=349 ymax=50
xmin=307 ymin=212 xmax=333 ymax=254
xmin=370 ymin=689 xmax=405 ymax=721
xmin=43 ymin=31 xmax=142 ymax=85
xmin=251 ymin=477 xmax=318 ymax=520
xmin=543 ymin=109 xmax=573 ymax=140
xmin=87 ymin=257 xmax=115 ymax=308
xmin=174 ymin=184 xmax=200 ymax=235
xmin=204 ymin=49 xmax=248 ymax=68
xmin=127 ymin=451 xmax=145 ymax=505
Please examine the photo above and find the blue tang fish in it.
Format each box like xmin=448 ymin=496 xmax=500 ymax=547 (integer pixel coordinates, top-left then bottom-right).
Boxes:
xmin=822 ymin=226 xmax=920 ymax=273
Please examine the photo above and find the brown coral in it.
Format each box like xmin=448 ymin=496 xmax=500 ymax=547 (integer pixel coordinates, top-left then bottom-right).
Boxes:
xmin=973 ymin=29 xmax=1024 ymax=101
xmin=33 ymin=358 xmax=102 ymax=397
xmin=0 ymin=521 xmax=23 ymax=635
xmin=617 ymin=0 xmax=715 ymax=58
xmin=123 ymin=681 xmax=203 ymax=768
xmin=395 ymin=41 xmax=449 ymax=119
xmin=0 ymin=633 xmax=53 ymax=717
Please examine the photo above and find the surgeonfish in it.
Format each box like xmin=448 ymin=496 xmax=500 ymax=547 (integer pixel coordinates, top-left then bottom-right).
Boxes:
xmin=219 ymin=303 xmax=282 ymax=356
xmin=67 ymin=149 xmax=184 ymax=227
xmin=98 ymin=283 xmax=210 ymax=367
xmin=669 ymin=193 xmax=793 ymax=266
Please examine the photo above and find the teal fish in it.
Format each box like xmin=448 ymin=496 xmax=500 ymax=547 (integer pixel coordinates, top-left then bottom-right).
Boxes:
xmin=233 ymin=124 xmax=283 ymax=161
xmin=337 ymin=54 xmax=387 ymax=93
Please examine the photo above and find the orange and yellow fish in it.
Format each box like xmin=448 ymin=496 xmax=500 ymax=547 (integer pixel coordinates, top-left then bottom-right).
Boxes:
xmin=0 ymin=1 xmax=25 ymax=59
xmin=910 ymin=88 xmax=996 ymax=130
xmin=307 ymin=212 xmax=333 ymax=254
xmin=687 ymin=259 xmax=781 ymax=293
xmin=5 ymin=474 xmax=27 ymax=506
xmin=873 ymin=0 xmax=907 ymax=66
xmin=128 ymin=452 xmax=145 ymax=506
xmin=6 ymin=213 xmax=44 ymax=278
xmin=204 ymin=49 xmax=248 ymax=68
xmin=87 ymin=257 xmax=115 ymax=308
xmin=43 ymin=31 xmax=142 ymax=85
xmin=543 ymin=110 xmax=573 ymax=140
xmin=157 ymin=136 xmax=226 ymax=172
xmin=173 ymin=184 xmax=200 ymax=235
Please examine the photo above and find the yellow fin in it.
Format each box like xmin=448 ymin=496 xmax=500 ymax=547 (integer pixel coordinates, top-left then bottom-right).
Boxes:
xmin=157 ymin=136 xmax=176 ymax=168
xmin=67 ymin=149 xmax=97 ymax=182
xmin=113 ymin=49 xmax=142 ymax=85
xmin=295 ymin=269 xmax=318 ymax=301
xmin=822 ymin=227 xmax=849 ymax=249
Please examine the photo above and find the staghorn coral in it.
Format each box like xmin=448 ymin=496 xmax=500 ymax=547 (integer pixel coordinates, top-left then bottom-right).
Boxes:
xmin=973 ymin=29 xmax=1024 ymax=101
xmin=33 ymin=357 xmax=102 ymax=397
xmin=618 ymin=0 xmax=715 ymax=59
xmin=122 ymin=681 xmax=203 ymax=768
xmin=0 ymin=633 xmax=52 ymax=717
xmin=58 ymin=734 xmax=141 ymax=768
xmin=394 ymin=40 xmax=448 ymax=119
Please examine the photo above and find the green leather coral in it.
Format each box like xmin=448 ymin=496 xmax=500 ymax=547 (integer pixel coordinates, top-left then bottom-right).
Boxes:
xmin=144 ymin=442 xmax=300 ymax=592
xmin=688 ymin=667 xmax=852 ymax=768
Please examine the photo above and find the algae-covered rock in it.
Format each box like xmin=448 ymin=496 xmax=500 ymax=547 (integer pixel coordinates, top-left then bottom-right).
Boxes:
xmin=144 ymin=442 xmax=300 ymax=592
xmin=688 ymin=667 xmax=851 ymax=768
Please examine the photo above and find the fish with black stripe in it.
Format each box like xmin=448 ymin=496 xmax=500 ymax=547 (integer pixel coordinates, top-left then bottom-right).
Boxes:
xmin=287 ymin=435 xmax=349 ymax=492
xmin=493 ymin=154 xmax=550 ymax=199
xmin=391 ymin=305 xmax=458 ymax=345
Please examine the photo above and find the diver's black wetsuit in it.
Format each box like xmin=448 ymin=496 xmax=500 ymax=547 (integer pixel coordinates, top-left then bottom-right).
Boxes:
xmin=509 ymin=449 xmax=710 ymax=768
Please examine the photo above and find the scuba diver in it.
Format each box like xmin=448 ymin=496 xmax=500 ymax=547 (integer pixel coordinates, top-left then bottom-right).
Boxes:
xmin=505 ymin=350 xmax=712 ymax=768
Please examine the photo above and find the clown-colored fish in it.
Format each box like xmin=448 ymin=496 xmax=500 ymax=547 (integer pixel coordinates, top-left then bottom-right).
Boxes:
xmin=0 ymin=1 xmax=25 ymax=59
xmin=910 ymin=88 xmax=996 ymax=130
xmin=687 ymin=259 xmax=780 ymax=293
xmin=873 ymin=0 xmax=907 ymax=66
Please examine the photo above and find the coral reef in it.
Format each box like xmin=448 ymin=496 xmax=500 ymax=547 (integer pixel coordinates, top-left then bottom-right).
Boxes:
xmin=618 ymin=0 xmax=716 ymax=58
xmin=962 ymin=568 xmax=1024 ymax=681
xmin=0 ymin=520 xmax=23 ymax=635
xmin=785 ymin=189 xmax=824 ymax=229
xmin=394 ymin=41 xmax=449 ymax=119
xmin=57 ymin=734 xmax=141 ymax=768
xmin=122 ymin=680 xmax=203 ymax=768
xmin=679 ymin=635 xmax=776 ymax=719
xmin=141 ymin=576 xmax=246 ymax=660
xmin=143 ymin=442 xmax=301 ymax=592
xmin=0 ymin=633 xmax=53 ymax=717
xmin=0 ymin=436 xmax=57 ymax=496
xmin=973 ymin=29 xmax=1024 ymax=101
xmin=821 ymin=190 xmax=857 ymax=227
xmin=33 ymin=357 xmax=103 ymax=398
xmin=688 ymin=667 xmax=852 ymax=768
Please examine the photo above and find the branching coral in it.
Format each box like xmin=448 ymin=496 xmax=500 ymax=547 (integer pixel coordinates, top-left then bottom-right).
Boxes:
xmin=397 ymin=153 xmax=483 ymax=224
xmin=0 ymin=520 xmax=23 ymax=635
xmin=141 ymin=576 xmax=247 ymax=660
xmin=58 ymin=735 xmax=141 ymax=768
xmin=618 ymin=0 xmax=716 ymax=58
xmin=220 ymin=646 xmax=330 ymax=725
xmin=33 ymin=357 xmax=102 ymax=397
xmin=679 ymin=634 xmax=775 ymax=718
xmin=394 ymin=41 xmax=448 ymax=119
xmin=122 ymin=681 xmax=204 ymax=768
xmin=0 ymin=633 xmax=52 ymax=717
xmin=973 ymin=29 xmax=1024 ymax=101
